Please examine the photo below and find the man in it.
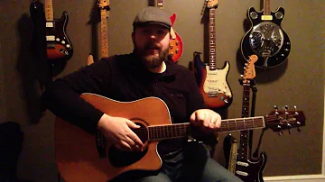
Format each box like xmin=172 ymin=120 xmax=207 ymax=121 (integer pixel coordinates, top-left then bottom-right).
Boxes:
xmin=41 ymin=6 xmax=242 ymax=182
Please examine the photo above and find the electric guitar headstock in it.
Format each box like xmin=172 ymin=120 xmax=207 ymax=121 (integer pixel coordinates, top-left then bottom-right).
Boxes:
xmin=98 ymin=0 xmax=110 ymax=10
xmin=265 ymin=105 xmax=306 ymax=135
xmin=240 ymin=54 xmax=258 ymax=84
xmin=207 ymin=0 xmax=218 ymax=9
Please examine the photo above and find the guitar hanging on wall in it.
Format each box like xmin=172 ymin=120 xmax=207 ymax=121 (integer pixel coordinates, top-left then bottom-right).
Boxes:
xmin=44 ymin=0 xmax=73 ymax=61
xmin=87 ymin=0 xmax=110 ymax=66
xmin=240 ymin=0 xmax=291 ymax=69
xmin=153 ymin=0 xmax=183 ymax=63
xmin=193 ymin=0 xmax=233 ymax=109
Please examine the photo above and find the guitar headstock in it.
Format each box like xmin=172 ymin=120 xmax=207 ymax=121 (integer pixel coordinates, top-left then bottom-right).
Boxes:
xmin=207 ymin=0 xmax=218 ymax=9
xmin=98 ymin=0 xmax=110 ymax=10
xmin=241 ymin=54 xmax=258 ymax=84
xmin=265 ymin=105 xmax=306 ymax=135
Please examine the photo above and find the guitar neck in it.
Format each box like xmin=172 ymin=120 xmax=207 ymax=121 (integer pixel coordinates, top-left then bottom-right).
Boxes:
xmin=100 ymin=9 xmax=109 ymax=58
xmin=136 ymin=116 xmax=265 ymax=141
xmin=238 ymin=84 xmax=252 ymax=161
xmin=44 ymin=0 xmax=54 ymax=21
xmin=209 ymin=8 xmax=217 ymax=69
xmin=263 ymin=0 xmax=271 ymax=15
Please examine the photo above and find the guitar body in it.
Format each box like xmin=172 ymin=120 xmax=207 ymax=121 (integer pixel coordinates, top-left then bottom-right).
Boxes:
xmin=235 ymin=153 xmax=267 ymax=182
xmin=193 ymin=53 xmax=233 ymax=109
xmin=169 ymin=13 xmax=183 ymax=62
xmin=55 ymin=94 xmax=172 ymax=182
xmin=240 ymin=7 xmax=291 ymax=69
xmin=46 ymin=12 xmax=73 ymax=61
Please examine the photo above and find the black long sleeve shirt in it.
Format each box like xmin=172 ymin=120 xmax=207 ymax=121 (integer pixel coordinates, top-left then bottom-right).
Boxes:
xmin=42 ymin=53 xmax=207 ymax=135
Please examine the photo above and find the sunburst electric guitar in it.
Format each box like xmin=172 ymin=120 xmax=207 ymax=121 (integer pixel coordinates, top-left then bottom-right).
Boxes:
xmin=194 ymin=0 xmax=232 ymax=109
xmin=240 ymin=0 xmax=291 ymax=69
xmin=44 ymin=0 xmax=73 ymax=61
xmin=55 ymin=93 xmax=305 ymax=182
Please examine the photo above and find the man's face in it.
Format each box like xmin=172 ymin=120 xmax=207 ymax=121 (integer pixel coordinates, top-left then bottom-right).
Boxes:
xmin=132 ymin=24 xmax=170 ymax=69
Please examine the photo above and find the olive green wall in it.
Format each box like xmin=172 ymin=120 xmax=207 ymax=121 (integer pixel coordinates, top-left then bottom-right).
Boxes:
xmin=0 ymin=0 xmax=324 ymax=181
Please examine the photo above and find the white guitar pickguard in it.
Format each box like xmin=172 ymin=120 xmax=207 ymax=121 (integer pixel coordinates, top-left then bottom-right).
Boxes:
xmin=203 ymin=62 xmax=232 ymax=97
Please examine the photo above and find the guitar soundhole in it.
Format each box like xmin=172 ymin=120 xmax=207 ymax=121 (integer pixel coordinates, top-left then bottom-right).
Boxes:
xmin=249 ymin=22 xmax=284 ymax=57
xmin=108 ymin=146 xmax=148 ymax=167
xmin=108 ymin=122 xmax=149 ymax=167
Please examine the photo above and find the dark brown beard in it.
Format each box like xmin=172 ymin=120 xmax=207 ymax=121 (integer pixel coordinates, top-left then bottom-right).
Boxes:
xmin=134 ymin=44 xmax=169 ymax=69
xmin=142 ymin=48 xmax=169 ymax=69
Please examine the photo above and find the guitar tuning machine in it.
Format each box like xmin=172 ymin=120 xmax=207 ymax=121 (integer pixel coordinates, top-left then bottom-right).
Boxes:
xmin=274 ymin=105 xmax=279 ymax=116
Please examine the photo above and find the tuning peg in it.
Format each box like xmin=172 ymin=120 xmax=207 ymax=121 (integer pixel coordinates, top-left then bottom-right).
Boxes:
xmin=294 ymin=106 xmax=299 ymax=115
xmin=284 ymin=105 xmax=289 ymax=114
xmin=297 ymin=127 xmax=301 ymax=132
xmin=274 ymin=105 xmax=279 ymax=116
xmin=278 ymin=131 xmax=283 ymax=136
xmin=288 ymin=128 xmax=291 ymax=134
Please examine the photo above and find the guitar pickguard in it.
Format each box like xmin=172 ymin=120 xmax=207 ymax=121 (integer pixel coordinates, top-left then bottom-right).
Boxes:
xmin=203 ymin=63 xmax=232 ymax=98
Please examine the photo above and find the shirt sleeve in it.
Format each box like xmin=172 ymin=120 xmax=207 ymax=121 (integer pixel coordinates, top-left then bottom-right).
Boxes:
xmin=184 ymin=69 xmax=208 ymax=118
xmin=41 ymin=58 xmax=114 ymax=134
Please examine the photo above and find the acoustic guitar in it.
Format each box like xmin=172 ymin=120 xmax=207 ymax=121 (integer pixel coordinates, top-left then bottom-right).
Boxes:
xmin=44 ymin=0 xmax=73 ymax=61
xmin=240 ymin=0 xmax=291 ymax=69
xmin=193 ymin=0 xmax=233 ymax=109
xmin=55 ymin=93 xmax=305 ymax=182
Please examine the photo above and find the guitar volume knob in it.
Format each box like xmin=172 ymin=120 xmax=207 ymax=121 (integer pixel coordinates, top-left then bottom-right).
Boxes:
xmin=250 ymin=12 xmax=258 ymax=19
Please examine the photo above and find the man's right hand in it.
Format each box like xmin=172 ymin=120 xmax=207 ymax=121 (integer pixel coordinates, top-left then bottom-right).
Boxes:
xmin=97 ymin=114 xmax=144 ymax=152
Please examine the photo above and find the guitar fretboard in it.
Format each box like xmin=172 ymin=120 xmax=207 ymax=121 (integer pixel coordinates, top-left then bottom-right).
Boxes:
xmin=209 ymin=8 xmax=217 ymax=70
xmin=44 ymin=0 xmax=54 ymax=21
xmin=238 ymin=84 xmax=252 ymax=161
xmin=100 ymin=9 xmax=109 ymax=58
xmin=137 ymin=117 xmax=265 ymax=141
xmin=263 ymin=0 xmax=271 ymax=15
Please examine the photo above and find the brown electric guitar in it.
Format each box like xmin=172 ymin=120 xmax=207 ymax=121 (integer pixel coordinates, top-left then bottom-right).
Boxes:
xmin=55 ymin=93 xmax=305 ymax=182
xmin=44 ymin=0 xmax=73 ymax=61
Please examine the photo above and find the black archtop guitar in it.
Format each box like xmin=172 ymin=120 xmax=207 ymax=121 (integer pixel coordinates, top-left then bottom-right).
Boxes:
xmin=240 ymin=0 xmax=291 ymax=69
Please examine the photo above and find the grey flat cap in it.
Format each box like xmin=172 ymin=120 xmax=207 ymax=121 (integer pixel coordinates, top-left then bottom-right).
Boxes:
xmin=133 ymin=7 xmax=171 ymax=29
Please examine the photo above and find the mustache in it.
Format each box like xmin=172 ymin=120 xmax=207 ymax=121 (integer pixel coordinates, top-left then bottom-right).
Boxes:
xmin=145 ymin=44 xmax=161 ymax=50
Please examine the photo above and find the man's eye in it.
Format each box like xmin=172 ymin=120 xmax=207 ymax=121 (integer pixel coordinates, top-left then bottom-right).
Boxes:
xmin=157 ymin=30 xmax=167 ymax=35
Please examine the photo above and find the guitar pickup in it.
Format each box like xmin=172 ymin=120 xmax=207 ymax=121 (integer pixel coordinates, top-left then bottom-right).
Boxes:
xmin=46 ymin=36 xmax=55 ymax=41
xmin=236 ymin=161 xmax=249 ymax=167
xmin=236 ymin=171 xmax=249 ymax=176
xmin=46 ymin=22 xmax=54 ymax=28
